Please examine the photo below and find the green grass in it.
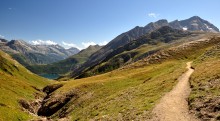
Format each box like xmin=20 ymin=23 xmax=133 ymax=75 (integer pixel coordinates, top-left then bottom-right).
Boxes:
xmin=47 ymin=35 xmax=220 ymax=120
xmin=189 ymin=59 xmax=220 ymax=99
xmin=0 ymin=35 xmax=219 ymax=120
xmin=190 ymin=42 xmax=220 ymax=100
xmin=188 ymin=42 xmax=220 ymax=119
xmin=190 ymin=58 xmax=220 ymax=95
xmin=49 ymin=60 xmax=187 ymax=120
xmin=0 ymin=51 xmax=51 ymax=121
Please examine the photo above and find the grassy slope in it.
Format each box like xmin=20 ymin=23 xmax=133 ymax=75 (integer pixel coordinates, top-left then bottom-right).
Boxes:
xmin=0 ymin=50 xmax=51 ymax=121
xmin=189 ymin=41 xmax=220 ymax=120
xmin=66 ymin=60 xmax=186 ymax=120
xmin=46 ymin=60 xmax=187 ymax=120
xmin=45 ymin=35 xmax=220 ymax=120
xmin=0 ymin=35 xmax=217 ymax=120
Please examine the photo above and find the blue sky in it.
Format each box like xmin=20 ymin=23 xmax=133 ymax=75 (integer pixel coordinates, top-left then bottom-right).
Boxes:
xmin=0 ymin=0 xmax=219 ymax=49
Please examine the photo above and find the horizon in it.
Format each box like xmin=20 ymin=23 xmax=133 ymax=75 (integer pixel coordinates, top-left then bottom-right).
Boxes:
xmin=0 ymin=0 xmax=220 ymax=49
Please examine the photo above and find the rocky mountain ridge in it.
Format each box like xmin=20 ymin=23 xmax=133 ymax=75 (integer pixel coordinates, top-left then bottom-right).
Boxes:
xmin=68 ymin=16 xmax=219 ymax=79
xmin=72 ymin=26 xmax=194 ymax=78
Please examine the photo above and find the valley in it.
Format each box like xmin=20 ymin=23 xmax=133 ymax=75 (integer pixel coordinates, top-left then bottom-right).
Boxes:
xmin=27 ymin=45 xmax=102 ymax=76
xmin=33 ymin=35 xmax=219 ymax=120
xmin=0 ymin=15 xmax=219 ymax=121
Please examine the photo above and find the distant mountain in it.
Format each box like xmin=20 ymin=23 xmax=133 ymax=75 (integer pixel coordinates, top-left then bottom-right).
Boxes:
xmin=27 ymin=45 xmax=102 ymax=76
xmin=67 ymin=16 xmax=219 ymax=79
xmin=169 ymin=16 xmax=219 ymax=32
xmin=0 ymin=40 xmax=80 ymax=66
xmin=66 ymin=47 xmax=80 ymax=55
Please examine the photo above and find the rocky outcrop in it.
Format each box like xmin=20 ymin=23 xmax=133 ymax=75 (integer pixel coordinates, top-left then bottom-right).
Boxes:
xmin=37 ymin=88 xmax=80 ymax=117
xmin=43 ymin=84 xmax=63 ymax=95
xmin=38 ymin=93 xmax=76 ymax=117
xmin=190 ymin=94 xmax=220 ymax=120
xmin=18 ymin=83 xmax=68 ymax=119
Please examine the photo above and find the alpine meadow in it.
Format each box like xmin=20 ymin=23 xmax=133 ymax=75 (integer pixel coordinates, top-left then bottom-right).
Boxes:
xmin=0 ymin=0 xmax=220 ymax=121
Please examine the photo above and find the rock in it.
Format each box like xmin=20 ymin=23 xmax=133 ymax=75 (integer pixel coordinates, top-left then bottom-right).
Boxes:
xmin=43 ymin=84 xmax=63 ymax=95
xmin=19 ymin=99 xmax=35 ymax=114
xmin=38 ymin=89 xmax=80 ymax=117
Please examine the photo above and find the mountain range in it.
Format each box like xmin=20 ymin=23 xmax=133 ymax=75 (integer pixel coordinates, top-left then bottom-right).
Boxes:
xmin=65 ymin=16 xmax=219 ymax=79
xmin=72 ymin=26 xmax=193 ymax=78
xmin=0 ymin=40 xmax=79 ymax=66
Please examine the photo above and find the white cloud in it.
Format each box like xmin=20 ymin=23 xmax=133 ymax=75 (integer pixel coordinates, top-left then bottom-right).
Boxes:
xmin=82 ymin=41 xmax=109 ymax=48
xmin=82 ymin=41 xmax=96 ymax=48
xmin=62 ymin=40 xmax=109 ymax=50
xmin=148 ymin=13 xmax=159 ymax=18
xmin=62 ymin=41 xmax=82 ymax=50
xmin=182 ymin=27 xmax=188 ymax=31
xmin=0 ymin=35 xmax=4 ymax=38
xmin=82 ymin=40 xmax=109 ymax=48
xmin=99 ymin=40 xmax=108 ymax=45
xmin=31 ymin=40 xmax=57 ymax=45
xmin=8 ymin=8 xmax=12 ymax=10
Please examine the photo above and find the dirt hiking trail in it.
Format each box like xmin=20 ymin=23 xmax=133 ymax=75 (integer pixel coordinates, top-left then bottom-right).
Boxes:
xmin=151 ymin=62 xmax=199 ymax=121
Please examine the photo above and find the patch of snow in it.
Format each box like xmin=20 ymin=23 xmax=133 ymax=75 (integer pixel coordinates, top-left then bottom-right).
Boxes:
xmin=191 ymin=23 xmax=199 ymax=26
xmin=204 ymin=24 xmax=213 ymax=30
xmin=182 ymin=27 xmax=188 ymax=31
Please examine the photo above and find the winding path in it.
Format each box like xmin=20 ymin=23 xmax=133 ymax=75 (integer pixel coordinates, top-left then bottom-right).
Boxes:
xmin=151 ymin=62 xmax=198 ymax=121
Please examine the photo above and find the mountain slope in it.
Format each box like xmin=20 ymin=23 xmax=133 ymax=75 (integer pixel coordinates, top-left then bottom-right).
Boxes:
xmin=37 ymin=34 xmax=220 ymax=120
xmin=178 ymin=16 xmax=219 ymax=32
xmin=27 ymin=45 xmax=102 ymax=76
xmin=68 ymin=19 xmax=170 ymax=78
xmin=0 ymin=40 xmax=79 ymax=66
xmin=68 ymin=16 xmax=219 ymax=79
xmin=0 ymin=50 xmax=51 ymax=120
xmin=72 ymin=26 xmax=198 ymax=78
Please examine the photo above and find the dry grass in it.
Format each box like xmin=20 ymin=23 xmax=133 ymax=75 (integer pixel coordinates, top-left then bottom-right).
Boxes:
xmin=48 ymin=60 xmax=187 ymax=120
xmin=46 ymin=35 xmax=220 ymax=120
xmin=189 ymin=43 xmax=220 ymax=120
